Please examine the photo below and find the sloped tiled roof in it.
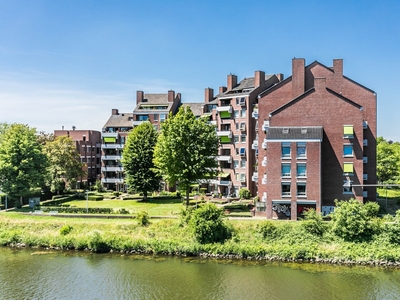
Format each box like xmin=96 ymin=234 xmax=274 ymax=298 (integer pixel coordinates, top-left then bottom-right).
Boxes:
xmin=134 ymin=93 xmax=173 ymax=112
xmin=102 ymin=113 xmax=134 ymax=129
xmin=267 ymin=126 xmax=323 ymax=140
xmin=182 ymin=103 xmax=204 ymax=117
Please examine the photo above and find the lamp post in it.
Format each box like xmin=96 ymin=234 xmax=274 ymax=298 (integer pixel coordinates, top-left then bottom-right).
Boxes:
xmin=86 ymin=189 xmax=89 ymax=213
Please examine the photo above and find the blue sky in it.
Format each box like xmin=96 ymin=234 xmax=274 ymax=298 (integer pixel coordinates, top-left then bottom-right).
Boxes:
xmin=0 ymin=0 xmax=399 ymax=141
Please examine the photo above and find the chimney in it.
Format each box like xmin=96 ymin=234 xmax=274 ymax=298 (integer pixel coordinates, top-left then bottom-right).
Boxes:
xmin=292 ymin=58 xmax=305 ymax=98
xmin=314 ymin=77 xmax=326 ymax=92
xmin=205 ymin=88 xmax=214 ymax=103
xmin=227 ymin=74 xmax=237 ymax=90
xmin=219 ymin=86 xmax=227 ymax=94
xmin=112 ymin=109 xmax=119 ymax=115
xmin=333 ymin=59 xmax=343 ymax=76
xmin=254 ymin=71 xmax=265 ymax=88
xmin=168 ymin=90 xmax=175 ymax=102
xmin=276 ymin=73 xmax=284 ymax=81
xmin=136 ymin=91 xmax=144 ymax=104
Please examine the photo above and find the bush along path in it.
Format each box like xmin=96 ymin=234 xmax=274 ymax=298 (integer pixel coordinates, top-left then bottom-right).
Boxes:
xmin=1 ymin=200 xmax=400 ymax=267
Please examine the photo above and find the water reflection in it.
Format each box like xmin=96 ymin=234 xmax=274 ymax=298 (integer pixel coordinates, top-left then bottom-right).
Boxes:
xmin=0 ymin=247 xmax=399 ymax=300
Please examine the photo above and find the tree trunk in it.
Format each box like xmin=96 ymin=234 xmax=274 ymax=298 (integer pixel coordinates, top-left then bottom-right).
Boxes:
xmin=186 ymin=189 xmax=190 ymax=207
xmin=143 ymin=191 xmax=148 ymax=201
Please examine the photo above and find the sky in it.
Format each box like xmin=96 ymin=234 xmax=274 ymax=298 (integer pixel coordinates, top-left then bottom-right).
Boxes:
xmin=0 ymin=0 xmax=399 ymax=141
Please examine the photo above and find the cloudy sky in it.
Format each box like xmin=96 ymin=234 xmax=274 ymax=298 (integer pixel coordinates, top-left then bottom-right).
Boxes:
xmin=0 ymin=0 xmax=399 ymax=141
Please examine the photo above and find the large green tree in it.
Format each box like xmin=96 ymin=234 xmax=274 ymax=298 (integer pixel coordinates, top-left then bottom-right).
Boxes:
xmin=122 ymin=121 xmax=161 ymax=200
xmin=0 ymin=124 xmax=48 ymax=206
xmin=377 ymin=136 xmax=400 ymax=183
xmin=153 ymin=106 xmax=220 ymax=206
xmin=43 ymin=135 xmax=84 ymax=194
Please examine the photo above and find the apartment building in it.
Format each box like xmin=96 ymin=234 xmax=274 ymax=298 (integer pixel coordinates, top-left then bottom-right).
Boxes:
xmin=203 ymin=72 xmax=281 ymax=197
xmin=256 ymin=58 xmax=377 ymax=219
xmin=101 ymin=90 xmax=182 ymax=191
xmin=54 ymin=128 xmax=102 ymax=187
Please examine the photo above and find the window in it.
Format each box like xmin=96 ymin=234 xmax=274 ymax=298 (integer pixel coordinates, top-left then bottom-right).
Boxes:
xmin=138 ymin=115 xmax=149 ymax=121
xmin=363 ymin=156 xmax=368 ymax=163
xmin=297 ymin=183 xmax=306 ymax=196
xmin=343 ymin=144 xmax=353 ymax=157
xmin=363 ymin=174 xmax=368 ymax=181
xmin=240 ymin=160 xmax=246 ymax=168
xmin=236 ymin=98 xmax=240 ymax=105
xmin=239 ymin=97 xmax=246 ymax=106
xmin=297 ymin=142 xmax=306 ymax=158
xmin=343 ymin=162 xmax=354 ymax=175
xmin=282 ymin=142 xmax=291 ymax=158
xmin=240 ymin=123 xmax=246 ymax=131
xmin=241 ymin=107 xmax=246 ymax=118
xmin=343 ymin=125 xmax=354 ymax=138
xmin=239 ymin=148 xmax=246 ymax=156
xmin=154 ymin=114 xmax=159 ymax=121
xmin=234 ymin=110 xmax=239 ymax=118
xmin=297 ymin=163 xmax=306 ymax=177
xmin=241 ymin=135 xmax=246 ymax=143
xmin=281 ymin=164 xmax=291 ymax=177
xmin=363 ymin=121 xmax=368 ymax=129
xmin=233 ymin=160 xmax=239 ymax=169
xmin=282 ymin=183 xmax=291 ymax=196
xmin=234 ymin=135 xmax=239 ymax=143
xmin=363 ymin=139 xmax=368 ymax=146
xmin=160 ymin=114 xmax=167 ymax=122
xmin=343 ymin=180 xmax=353 ymax=194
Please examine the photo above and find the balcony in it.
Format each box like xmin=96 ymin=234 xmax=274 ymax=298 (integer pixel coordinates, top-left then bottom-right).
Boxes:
xmin=252 ymin=108 xmax=258 ymax=119
xmin=252 ymin=140 xmax=258 ymax=150
xmin=101 ymin=166 xmax=124 ymax=172
xmin=102 ymin=132 xmax=118 ymax=138
xmin=217 ymin=156 xmax=232 ymax=163
xmin=101 ymin=144 xmax=124 ymax=149
xmin=217 ymin=180 xmax=232 ymax=186
xmin=101 ymin=155 xmax=122 ymax=161
xmin=132 ymin=120 xmax=145 ymax=126
xmin=262 ymin=120 xmax=269 ymax=131
xmin=251 ymin=173 xmax=258 ymax=182
xmin=216 ymin=130 xmax=232 ymax=138
xmin=101 ymin=178 xmax=124 ymax=183
xmin=216 ymin=105 xmax=232 ymax=113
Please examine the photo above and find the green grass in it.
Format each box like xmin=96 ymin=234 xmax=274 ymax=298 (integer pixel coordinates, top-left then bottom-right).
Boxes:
xmin=57 ymin=198 xmax=184 ymax=216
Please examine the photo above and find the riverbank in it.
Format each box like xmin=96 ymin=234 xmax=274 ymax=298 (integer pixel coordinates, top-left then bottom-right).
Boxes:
xmin=1 ymin=212 xmax=400 ymax=267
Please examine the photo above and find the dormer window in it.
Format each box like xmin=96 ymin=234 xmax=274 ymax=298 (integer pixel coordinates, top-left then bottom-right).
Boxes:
xmin=283 ymin=127 xmax=289 ymax=134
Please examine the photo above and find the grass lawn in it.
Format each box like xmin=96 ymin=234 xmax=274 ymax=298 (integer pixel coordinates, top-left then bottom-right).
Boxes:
xmin=63 ymin=198 xmax=184 ymax=216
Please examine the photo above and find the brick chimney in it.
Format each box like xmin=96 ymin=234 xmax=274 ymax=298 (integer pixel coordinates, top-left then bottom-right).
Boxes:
xmin=333 ymin=59 xmax=343 ymax=76
xmin=276 ymin=73 xmax=284 ymax=81
xmin=112 ymin=109 xmax=119 ymax=115
xmin=254 ymin=71 xmax=265 ymax=88
xmin=227 ymin=74 xmax=237 ymax=90
xmin=136 ymin=91 xmax=144 ymax=104
xmin=219 ymin=86 xmax=227 ymax=94
xmin=168 ymin=90 xmax=175 ymax=102
xmin=205 ymin=88 xmax=214 ymax=103
xmin=292 ymin=58 xmax=305 ymax=98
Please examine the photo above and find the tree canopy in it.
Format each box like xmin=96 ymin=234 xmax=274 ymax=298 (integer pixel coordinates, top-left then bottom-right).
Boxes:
xmin=0 ymin=124 xmax=48 ymax=204
xmin=43 ymin=135 xmax=84 ymax=194
xmin=121 ymin=121 xmax=161 ymax=200
xmin=377 ymin=136 xmax=400 ymax=183
xmin=153 ymin=106 xmax=220 ymax=206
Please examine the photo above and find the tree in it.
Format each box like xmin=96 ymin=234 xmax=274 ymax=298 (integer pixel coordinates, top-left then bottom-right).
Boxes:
xmin=43 ymin=136 xmax=84 ymax=194
xmin=0 ymin=124 xmax=48 ymax=206
xmin=377 ymin=137 xmax=400 ymax=183
xmin=121 ymin=121 xmax=161 ymax=200
xmin=153 ymin=106 xmax=220 ymax=206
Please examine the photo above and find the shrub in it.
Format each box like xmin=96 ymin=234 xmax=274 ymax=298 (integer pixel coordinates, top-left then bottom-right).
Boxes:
xmin=113 ymin=191 xmax=120 ymax=197
xmin=59 ymin=224 xmax=73 ymax=235
xmin=330 ymin=199 xmax=380 ymax=241
xmin=136 ymin=211 xmax=150 ymax=226
xmin=301 ymin=208 xmax=326 ymax=236
xmin=189 ymin=203 xmax=231 ymax=244
xmin=258 ymin=221 xmax=277 ymax=239
xmin=87 ymin=230 xmax=110 ymax=253
xmin=117 ymin=208 xmax=130 ymax=214
xmin=88 ymin=195 xmax=103 ymax=201
xmin=239 ymin=188 xmax=251 ymax=200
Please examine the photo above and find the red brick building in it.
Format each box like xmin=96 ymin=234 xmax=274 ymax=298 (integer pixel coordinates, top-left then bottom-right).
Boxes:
xmin=256 ymin=58 xmax=377 ymax=219
xmin=54 ymin=128 xmax=102 ymax=187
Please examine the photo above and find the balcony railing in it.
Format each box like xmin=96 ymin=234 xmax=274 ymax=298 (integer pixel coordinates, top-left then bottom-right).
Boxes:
xmin=216 ymin=130 xmax=232 ymax=138
xmin=252 ymin=108 xmax=258 ymax=119
xmin=216 ymin=106 xmax=232 ymax=113
xmin=102 ymin=132 xmax=118 ymax=138
xmin=217 ymin=156 xmax=232 ymax=162
xmin=101 ymin=144 xmax=124 ymax=149
xmin=251 ymin=173 xmax=258 ymax=182
xmin=101 ymin=178 xmax=124 ymax=183
xmin=101 ymin=155 xmax=122 ymax=161
xmin=101 ymin=166 xmax=124 ymax=172
xmin=217 ymin=180 xmax=232 ymax=186
xmin=252 ymin=140 xmax=258 ymax=150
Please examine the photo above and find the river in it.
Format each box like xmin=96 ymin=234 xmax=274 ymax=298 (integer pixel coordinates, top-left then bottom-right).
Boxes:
xmin=0 ymin=247 xmax=400 ymax=300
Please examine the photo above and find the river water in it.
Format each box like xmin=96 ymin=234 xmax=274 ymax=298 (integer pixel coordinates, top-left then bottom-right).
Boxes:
xmin=1 ymin=247 xmax=400 ymax=300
